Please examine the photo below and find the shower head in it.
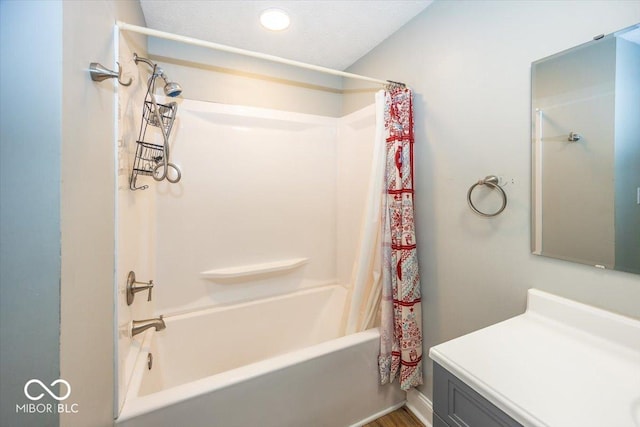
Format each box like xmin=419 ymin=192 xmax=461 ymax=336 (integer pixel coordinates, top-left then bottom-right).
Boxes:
xmin=161 ymin=77 xmax=182 ymax=97
xmin=133 ymin=53 xmax=183 ymax=97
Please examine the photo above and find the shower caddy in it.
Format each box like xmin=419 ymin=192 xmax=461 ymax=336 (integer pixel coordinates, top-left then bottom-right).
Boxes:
xmin=130 ymin=56 xmax=182 ymax=191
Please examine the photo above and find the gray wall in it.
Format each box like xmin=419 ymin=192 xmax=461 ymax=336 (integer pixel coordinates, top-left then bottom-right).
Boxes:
xmin=0 ymin=2 xmax=63 ymax=426
xmin=614 ymin=37 xmax=640 ymax=273
xmin=60 ymin=2 xmax=147 ymax=426
xmin=60 ymin=1 xmax=144 ymax=426
xmin=1 ymin=1 xmax=145 ymax=426
xmin=3 ymin=1 xmax=638 ymax=423
xmin=345 ymin=0 xmax=640 ymax=400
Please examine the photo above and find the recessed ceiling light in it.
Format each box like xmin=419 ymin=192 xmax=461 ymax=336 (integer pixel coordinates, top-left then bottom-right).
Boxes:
xmin=260 ymin=8 xmax=290 ymax=31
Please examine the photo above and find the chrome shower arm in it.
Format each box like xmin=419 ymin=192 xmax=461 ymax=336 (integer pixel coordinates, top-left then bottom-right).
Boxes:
xmin=133 ymin=53 xmax=183 ymax=97
xmin=133 ymin=53 xmax=156 ymax=70
xmin=133 ymin=53 xmax=167 ymax=81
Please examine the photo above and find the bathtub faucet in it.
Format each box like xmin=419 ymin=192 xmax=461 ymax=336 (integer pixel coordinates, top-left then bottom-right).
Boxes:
xmin=131 ymin=315 xmax=166 ymax=337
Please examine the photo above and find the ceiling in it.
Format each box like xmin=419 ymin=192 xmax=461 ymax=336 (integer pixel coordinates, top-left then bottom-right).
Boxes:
xmin=139 ymin=1 xmax=433 ymax=70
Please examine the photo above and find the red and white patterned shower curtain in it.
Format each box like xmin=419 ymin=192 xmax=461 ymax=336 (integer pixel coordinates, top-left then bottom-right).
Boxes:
xmin=378 ymin=86 xmax=423 ymax=390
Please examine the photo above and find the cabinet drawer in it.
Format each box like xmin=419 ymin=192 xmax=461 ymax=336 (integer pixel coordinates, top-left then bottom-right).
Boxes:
xmin=433 ymin=363 xmax=522 ymax=427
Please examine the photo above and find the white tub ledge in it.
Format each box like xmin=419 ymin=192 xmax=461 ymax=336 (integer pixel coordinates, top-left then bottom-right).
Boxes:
xmin=201 ymin=257 xmax=308 ymax=281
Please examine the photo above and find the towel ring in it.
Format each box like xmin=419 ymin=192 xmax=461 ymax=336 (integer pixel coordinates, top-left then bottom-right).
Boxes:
xmin=467 ymin=175 xmax=507 ymax=217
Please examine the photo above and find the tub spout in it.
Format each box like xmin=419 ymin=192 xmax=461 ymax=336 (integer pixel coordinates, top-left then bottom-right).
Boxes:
xmin=132 ymin=315 xmax=166 ymax=337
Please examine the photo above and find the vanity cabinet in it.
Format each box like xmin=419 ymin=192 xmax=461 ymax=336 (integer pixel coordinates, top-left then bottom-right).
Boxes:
xmin=429 ymin=289 xmax=640 ymax=427
xmin=433 ymin=363 xmax=521 ymax=427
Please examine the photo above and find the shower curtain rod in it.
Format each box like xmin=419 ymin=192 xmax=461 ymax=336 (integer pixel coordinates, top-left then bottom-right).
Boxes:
xmin=116 ymin=21 xmax=401 ymax=87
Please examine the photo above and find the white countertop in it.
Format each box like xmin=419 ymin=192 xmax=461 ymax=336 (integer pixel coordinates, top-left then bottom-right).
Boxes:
xmin=429 ymin=289 xmax=640 ymax=427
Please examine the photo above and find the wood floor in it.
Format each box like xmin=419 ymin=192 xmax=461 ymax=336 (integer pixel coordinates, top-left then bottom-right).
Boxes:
xmin=363 ymin=406 xmax=425 ymax=427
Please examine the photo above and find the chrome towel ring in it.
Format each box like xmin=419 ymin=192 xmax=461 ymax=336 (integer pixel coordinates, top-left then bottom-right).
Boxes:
xmin=467 ymin=175 xmax=507 ymax=217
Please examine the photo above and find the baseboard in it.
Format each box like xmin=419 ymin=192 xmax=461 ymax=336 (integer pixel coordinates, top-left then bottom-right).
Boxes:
xmin=406 ymin=388 xmax=433 ymax=427
xmin=349 ymin=400 xmax=406 ymax=427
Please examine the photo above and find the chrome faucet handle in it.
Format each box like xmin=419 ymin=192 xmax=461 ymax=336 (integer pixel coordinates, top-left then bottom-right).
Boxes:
xmin=126 ymin=271 xmax=155 ymax=305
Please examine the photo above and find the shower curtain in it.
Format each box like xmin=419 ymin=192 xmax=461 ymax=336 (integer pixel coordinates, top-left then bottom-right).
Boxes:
xmin=346 ymin=87 xmax=422 ymax=390
xmin=344 ymin=91 xmax=386 ymax=335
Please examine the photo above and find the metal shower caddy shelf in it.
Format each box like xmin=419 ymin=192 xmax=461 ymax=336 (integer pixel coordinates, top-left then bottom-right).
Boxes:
xmin=130 ymin=55 xmax=182 ymax=191
xmin=130 ymin=100 xmax=178 ymax=190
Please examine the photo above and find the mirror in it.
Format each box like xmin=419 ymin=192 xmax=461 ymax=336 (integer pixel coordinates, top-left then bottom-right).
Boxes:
xmin=531 ymin=24 xmax=640 ymax=275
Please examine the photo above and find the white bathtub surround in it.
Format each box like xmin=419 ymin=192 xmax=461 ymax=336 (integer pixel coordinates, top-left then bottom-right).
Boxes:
xmin=115 ymin=95 xmax=404 ymax=423
xmin=200 ymin=257 xmax=308 ymax=280
xmin=116 ymin=31 xmax=159 ymax=414
xmin=145 ymin=285 xmax=346 ymax=390
xmin=150 ymin=98 xmax=378 ymax=315
xmin=429 ymin=289 xmax=640 ymax=427
xmin=116 ymin=286 xmax=404 ymax=426
xmin=152 ymin=99 xmax=338 ymax=314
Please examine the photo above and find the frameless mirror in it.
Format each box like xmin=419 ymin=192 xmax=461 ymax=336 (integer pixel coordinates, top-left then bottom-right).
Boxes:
xmin=531 ymin=23 xmax=640 ymax=275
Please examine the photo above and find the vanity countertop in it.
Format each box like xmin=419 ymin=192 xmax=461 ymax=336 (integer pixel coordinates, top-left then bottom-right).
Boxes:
xmin=429 ymin=289 xmax=640 ymax=427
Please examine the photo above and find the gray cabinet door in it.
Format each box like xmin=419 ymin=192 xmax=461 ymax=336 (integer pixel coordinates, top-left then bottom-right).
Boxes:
xmin=433 ymin=363 xmax=523 ymax=427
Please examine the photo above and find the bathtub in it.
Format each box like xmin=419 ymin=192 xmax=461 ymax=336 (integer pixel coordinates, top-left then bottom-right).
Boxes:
xmin=116 ymin=285 xmax=405 ymax=427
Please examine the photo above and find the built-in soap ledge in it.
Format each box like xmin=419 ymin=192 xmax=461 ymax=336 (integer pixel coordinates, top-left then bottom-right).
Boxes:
xmin=201 ymin=258 xmax=309 ymax=281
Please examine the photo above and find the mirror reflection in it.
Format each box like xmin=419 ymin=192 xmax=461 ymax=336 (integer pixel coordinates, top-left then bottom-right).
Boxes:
xmin=531 ymin=24 xmax=640 ymax=275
